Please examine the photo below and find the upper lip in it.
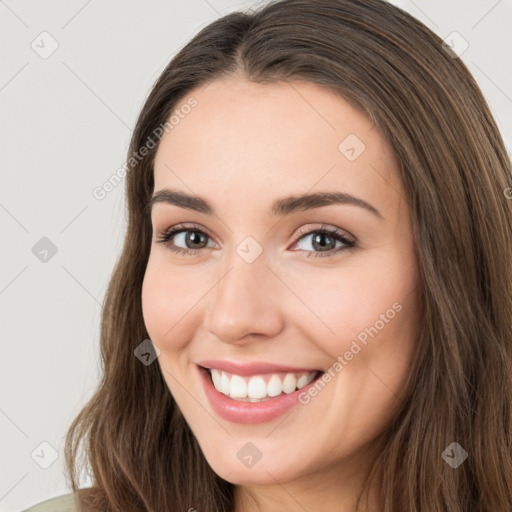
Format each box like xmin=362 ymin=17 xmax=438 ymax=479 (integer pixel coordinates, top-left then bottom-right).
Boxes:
xmin=197 ymin=359 xmax=322 ymax=376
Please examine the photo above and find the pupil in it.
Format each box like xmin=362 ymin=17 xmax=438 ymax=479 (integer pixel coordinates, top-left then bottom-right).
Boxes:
xmin=313 ymin=233 xmax=334 ymax=251
xmin=187 ymin=231 xmax=205 ymax=248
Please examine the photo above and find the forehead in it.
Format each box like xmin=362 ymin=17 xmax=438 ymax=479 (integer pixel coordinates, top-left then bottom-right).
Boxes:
xmin=152 ymin=78 xmax=403 ymax=218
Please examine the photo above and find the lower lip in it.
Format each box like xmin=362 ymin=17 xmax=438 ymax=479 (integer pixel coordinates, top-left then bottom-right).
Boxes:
xmin=197 ymin=365 xmax=324 ymax=424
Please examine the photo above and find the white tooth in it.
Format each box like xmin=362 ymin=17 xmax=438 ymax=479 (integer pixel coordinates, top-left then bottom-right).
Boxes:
xmin=247 ymin=376 xmax=267 ymax=398
xmin=282 ymin=373 xmax=297 ymax=394
xmin=267 ymin=374 xmax=283 ymax=397
xmin=211 ymin=369 xmax=316 ymax=399
xmin=220 ymin=371 xmax=230 ymax=395
xmin=296 ymin=373 xmax=310 ymax=389
xmin=229 ymin=374 xmax=248 ymax=398
xmin=211 ymin=369 xmax=222 ymax=389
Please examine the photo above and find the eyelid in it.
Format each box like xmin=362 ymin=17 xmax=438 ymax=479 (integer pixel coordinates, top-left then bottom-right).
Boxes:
xmin=293 ymin=223 xmax=355 ymax=243
xmin=156 ymin=222 xmax=353 ymax=243
xmin=156 ymin=222 xmax=219 ymax=244
xmin=156 ymin=222 xmax=356 ymax=256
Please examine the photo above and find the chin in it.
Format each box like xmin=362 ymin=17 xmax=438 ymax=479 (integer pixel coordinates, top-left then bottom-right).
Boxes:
xmin=199 ymin=441 xmax=308 ymax=486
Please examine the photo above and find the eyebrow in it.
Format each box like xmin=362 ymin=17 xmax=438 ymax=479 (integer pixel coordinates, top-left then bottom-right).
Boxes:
xmin=146 ymin=188 xmax=384 ymax=220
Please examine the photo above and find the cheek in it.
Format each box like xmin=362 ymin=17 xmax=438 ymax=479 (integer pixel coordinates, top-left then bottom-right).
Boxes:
xmin=286 ymin=250 xmax=418 ymax=360
xmin=141 ymin=257 xmax=201 ymax=352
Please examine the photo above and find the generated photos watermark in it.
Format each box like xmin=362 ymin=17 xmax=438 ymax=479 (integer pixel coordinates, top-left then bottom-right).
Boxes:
xmin=92 ymin=96 xmax=198 ymax=201
xmin=298 ymin=301 xmax=403 ymax=404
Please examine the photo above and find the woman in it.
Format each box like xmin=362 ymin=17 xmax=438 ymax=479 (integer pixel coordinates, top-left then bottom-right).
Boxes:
xmin=25 ymin=0 xmax=512 ymax=510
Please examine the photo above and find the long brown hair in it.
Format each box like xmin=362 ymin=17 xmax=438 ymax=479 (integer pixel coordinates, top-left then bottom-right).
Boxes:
xmin=64 ymin=0 xmax=512 ymax=510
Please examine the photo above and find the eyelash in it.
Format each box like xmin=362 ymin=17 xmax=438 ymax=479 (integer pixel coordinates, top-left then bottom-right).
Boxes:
xmin=155 ymin=223 xmax=356 ymax=258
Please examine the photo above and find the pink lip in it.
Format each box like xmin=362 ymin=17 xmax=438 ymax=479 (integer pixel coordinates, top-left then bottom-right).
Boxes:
xmin=197 ymin=359 xmax=320 ymax=377
xmin=196 ymin=364 xmax=324 ymax=424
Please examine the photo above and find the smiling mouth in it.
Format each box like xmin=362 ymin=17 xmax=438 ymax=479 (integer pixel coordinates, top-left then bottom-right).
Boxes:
xmin=203 ymin=366 xmax=324 ymax=402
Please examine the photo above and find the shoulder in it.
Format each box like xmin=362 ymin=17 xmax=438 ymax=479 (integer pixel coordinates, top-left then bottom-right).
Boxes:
xmin=22 ymin=492 xmax=77 ymax=512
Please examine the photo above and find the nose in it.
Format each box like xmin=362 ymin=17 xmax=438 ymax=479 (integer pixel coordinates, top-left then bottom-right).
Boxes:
xmin=204 ymin=256 xmax=285 ymax=345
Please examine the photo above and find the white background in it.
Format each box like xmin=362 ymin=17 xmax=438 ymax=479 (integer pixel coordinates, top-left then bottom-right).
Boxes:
xmin=1 ymin=1 xmax=511 ymax=511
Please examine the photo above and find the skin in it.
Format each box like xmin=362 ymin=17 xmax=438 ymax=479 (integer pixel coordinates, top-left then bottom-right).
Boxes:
xmin=141 ymin=77 xmax=420 ymax=512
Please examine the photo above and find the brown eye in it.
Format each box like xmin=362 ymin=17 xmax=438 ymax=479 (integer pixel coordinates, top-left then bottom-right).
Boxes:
xmin=156 ymin=224 xmax=216 ymax=255
xmin=290 ymin=226 xmax=356 ymax=258
xmin=181 ymin=231 xmax=209 ymax=249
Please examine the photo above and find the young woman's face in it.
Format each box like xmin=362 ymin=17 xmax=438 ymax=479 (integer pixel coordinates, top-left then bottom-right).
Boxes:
xmin=142 ymin=78 xmax=420 ymax=494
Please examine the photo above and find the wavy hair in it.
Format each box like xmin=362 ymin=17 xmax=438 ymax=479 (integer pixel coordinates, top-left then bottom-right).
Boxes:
xmin=64 ymin=0 xmax=512 ymax=510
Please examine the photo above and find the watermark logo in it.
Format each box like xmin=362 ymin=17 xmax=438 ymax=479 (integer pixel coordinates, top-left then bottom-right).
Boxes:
xmin=30 ymin=441 xmax=59 ymax=469
xmin=32 ymin=237 xmax=58 ymax=263
xmin=441 ymin=442 xmax=468 ymax=469
xmin=442 ymin=31 xmax=469 ymax=58
xmin=134 ymin=338 xmax=161 ymax=366
xmin=31 ymin=31 xmax=59 ymax=59
xmin=338 ymin=133 xmax=366 ymax=161
xmin=236 ymin=236 xmax=263 ymax=264
xmin=237 ymin=442 xmax=262 ymax=468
